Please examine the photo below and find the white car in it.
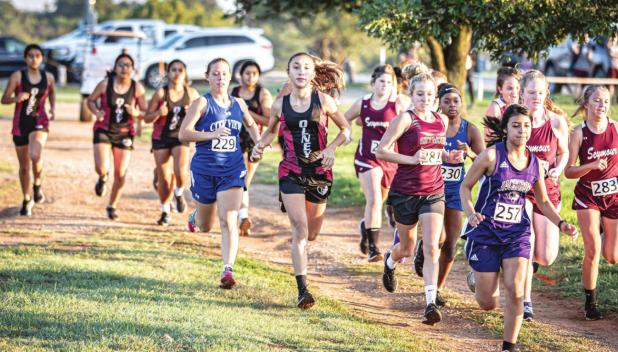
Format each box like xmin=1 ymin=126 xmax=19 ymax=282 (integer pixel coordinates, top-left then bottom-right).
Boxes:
xmin=139 ymin=27 xmax=274 ymax=88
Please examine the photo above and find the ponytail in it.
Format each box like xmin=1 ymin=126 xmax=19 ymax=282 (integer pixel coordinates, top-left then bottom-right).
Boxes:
xmin=483 ymin=104 xmax=530 ymax=147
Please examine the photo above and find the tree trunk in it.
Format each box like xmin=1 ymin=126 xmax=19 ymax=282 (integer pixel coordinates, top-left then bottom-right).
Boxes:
xmin=444 ymin=25 xmax=472 ymax=101
xmin=426 ymin=36 xmax=446 ymax=74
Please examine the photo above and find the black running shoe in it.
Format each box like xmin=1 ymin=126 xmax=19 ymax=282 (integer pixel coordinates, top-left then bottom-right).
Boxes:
xmin=106 ymin=206 xmax=118 ymax=221
xmin=359 ymin=219 xmax=368 ymax=255
xmin=95 ymin=177 xmax=107 ymax=197
xmin=157 ymin=212 xmax=171 ymax=226
xmin=585 ymin=304 xmax=603 ymax=321
xmin=297 ymin=290 xmax=315 ymax=309
xmin=414 ymin=240 xmax=424 ymax=277
xmin=385 ymin=204 xmax=396 ymax=228
xmin=532 ymin=262 xmax=539 ymax=274
xmin=33 ymin=184 xmax=45 ymax=203
xmin=382 ymin=251 xmax=398 ymax=292
xmin=19 ymin=199 xmax=34 ymax=216
xmin=422 ymin=303 xmax=442 ymax=325
xmin=523 ymin=304 xmax=534 ymax=321
xmin=175 ymin=194 xmax=187 ymax=213
xmin=367 ymin=244 xmax=383 ymax=262
xmin=435 ymin=290 xmax=447 ymax=307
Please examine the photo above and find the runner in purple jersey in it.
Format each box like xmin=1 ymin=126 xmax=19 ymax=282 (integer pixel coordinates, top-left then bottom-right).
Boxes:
xmin=344 ymin=64 xmax=408 ymax=262
xmin=251 ymin=53 xmax=350 ymax=309
xmin=1 ymin=44 xmax=56 ymax=216
xmin=565 ymin=85 xmax=618 ymax=321
xmin=144 ymin=59 xmax=200 ymax=226
xmin=461 ymin=104 xmax=577 ymax=352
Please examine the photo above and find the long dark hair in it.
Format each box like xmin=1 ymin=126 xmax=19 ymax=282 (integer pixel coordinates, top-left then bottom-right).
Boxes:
xmin=287 ymin=52 xmax=344 ymax=98
xmin=483 ymin=104 xmax=531 ymax=147
xmin=106 ymin=53 xmax=135 ymax=78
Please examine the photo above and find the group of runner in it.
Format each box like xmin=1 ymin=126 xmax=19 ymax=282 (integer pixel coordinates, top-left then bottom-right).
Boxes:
xmin=3 ymin=45 xmax=617 ymax=352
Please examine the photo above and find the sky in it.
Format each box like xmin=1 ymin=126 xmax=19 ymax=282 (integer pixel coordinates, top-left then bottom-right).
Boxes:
xmin=11 ymin=0 xmax=235 ymax=12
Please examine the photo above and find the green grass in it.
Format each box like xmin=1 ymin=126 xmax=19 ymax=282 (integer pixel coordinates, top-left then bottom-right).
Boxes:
xmin=0 ymin=228 xmax=432 ymax=352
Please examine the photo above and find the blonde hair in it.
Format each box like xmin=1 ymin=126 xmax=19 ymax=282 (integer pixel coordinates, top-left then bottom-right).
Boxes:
xmin=572 ymin=85 xmax=611 ymax=120
xmin=402 ymin=61 xmax=430 ymax=81
xmin=287 ymin=52 xmax=345 ymax=98
xmin=521 ymin=69 xmax=569 ymax=126
xmin=408 ymin=73 xmax=436 ymax=96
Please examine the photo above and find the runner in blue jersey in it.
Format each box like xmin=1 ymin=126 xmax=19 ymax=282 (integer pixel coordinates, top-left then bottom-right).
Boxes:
xmin=179 ymin=58 xmax=260 ymax=290
xmin=460 ymin=104 xmax=577 ymax=352
xmin=434 ymin=84 xmax=483 ymax=306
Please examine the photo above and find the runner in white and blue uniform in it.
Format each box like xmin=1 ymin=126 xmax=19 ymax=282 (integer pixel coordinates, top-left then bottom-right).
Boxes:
xmin=179 ymin=58 xmax=260 ymax=291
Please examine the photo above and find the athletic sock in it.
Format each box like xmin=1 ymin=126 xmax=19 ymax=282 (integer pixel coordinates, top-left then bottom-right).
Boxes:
xmin=295 ymin=275 xmax=308 ymax=293
xmin=223 ymin=264 xmax=233 ymax=273
xmin=238 ymin=207 xmax=249 ymax=220
xmin=367 ymin=228 xmax=380 ymax=246
xmin=502 ymin=341 xmax=516 ymax=351
xmin=425 ymin=285 xmax=437 ymax=305
xmin=174 ymin=187 xmax=184 ymax=197
xmin=584 ymin=288 xmax=596 ymax=308
xmin=161 ymin=203 xmax=171 ymax=214
xmin=386 ymin=254 xmax=397 ymax=269
xmin=523 ymin=300 xmax=532 ymax=307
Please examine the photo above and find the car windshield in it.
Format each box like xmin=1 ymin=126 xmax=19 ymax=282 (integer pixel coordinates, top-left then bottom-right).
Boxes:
xmin=157 ymin=34 xmax=182 ymax=50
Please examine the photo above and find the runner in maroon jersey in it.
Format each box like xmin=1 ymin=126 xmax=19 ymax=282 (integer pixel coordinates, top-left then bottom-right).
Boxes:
xmin=231 ymin=60 xmax=273 ymax=236
xmin=1 ymin=44 xmax=56 ymax=216
xmin=565 ymin=85 xmax=617 ymax=321
xmin=87 ymin=53 xmax=147 ymax=220
xmin=144 ymin=60 xmax=199 ymax=225
xmin=251 ymin=53 xmax=350 ymax=309
xmin=519 ymin=70 xmax=570 ymax=321
xmin=345 ymin=64 xmax=407 ymax=262
xmin=376 ymin=72 xmax=457 ymax=325
xmin=484 ymin=67 xmax=521 ymax=143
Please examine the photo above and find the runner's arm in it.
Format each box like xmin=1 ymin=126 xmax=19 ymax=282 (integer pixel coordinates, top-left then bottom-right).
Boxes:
xmin=248 ymin=88 xmax=272 ymax=126
xmin=179 ymin=96 xmax=228 ymax=143
xmin=46 ymin=73 xmax=56 ymax=120
xmin=549 ymin=115 xmax=570 ymax=177
xmin=375 ymin=112 xmax=417 ymax=164
xmin=460 ymin=148 xmax=495 ymax=220
xmin=466 ymin=121 xmax=485 ymax=160
xmin=564 ymin=126 xmax=599 ymax=178
xmin=1 ymin=71 xmax=20 ymax=104
xmin=144 ymin=88 xmax=164 ymax=123
xmin=533 ymin=165 xmax=578 ymax=238
xmin=322 ymin=92 xmax=351 ymax=148
xmin=237 ymin=98 xmax=261 ymax=144
xmin=343 ymin=98 xmax=362 ymax=123
xmin=87 ymin=80 xmax=107 ymax=120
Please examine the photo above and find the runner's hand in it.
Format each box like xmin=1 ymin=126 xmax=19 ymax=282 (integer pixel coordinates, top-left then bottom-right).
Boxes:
xmin=16 ymin=92 xmax=30 ymax=103
xmin=250 ymin=142 xmax=265 ymax=162
xmin=410 ymin=148 xmax=424 ymax=165
xmin=592 ymin=158 xmax=608 ymax=171
xmin=94 ymin=109 xmax=105 ymax=122
xmin=49 ymin=109 xmax=55 ymax=121
xmin=319 ymin=146 xmax=336 ymax=169
xmin=211 ymin=126 xmax=231 ymax=139
xmin=447 ymin=149 xmax=465 ymax=164
xmin=467 ymin=212 xmax=484 ymax=227
xmin=559 ymin=221 xmax=578 ymax=241
xmin=457 ymin=140 xmax=471 ymax=157
xmin=124 ymin=103 xmax=139 ymax=117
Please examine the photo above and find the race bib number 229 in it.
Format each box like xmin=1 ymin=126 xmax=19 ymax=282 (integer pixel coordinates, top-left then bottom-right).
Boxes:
xmin=212 ymin=136 xmax=236 ymax=152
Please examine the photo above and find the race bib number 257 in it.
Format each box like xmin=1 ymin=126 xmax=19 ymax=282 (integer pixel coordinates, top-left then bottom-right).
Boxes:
xmin=493 ymin=202 xmax=523 ymax=224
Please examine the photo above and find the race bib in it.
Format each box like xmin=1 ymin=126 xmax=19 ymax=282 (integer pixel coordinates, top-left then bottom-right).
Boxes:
xmin=441 ymin=165 xmax=463 ymax=182
xmin=212 ymin=136 xmax=236 ymax=152
xmin=539 ymin=159 xmax=550 ymax=174
xmin=591 ymin=177 xmax=618 ymax=197
xmin=420 ymin=149 xmax=442 ymax=165
xmin=493 ymin=202 xmax=523 ymax=224
xmin=371 ymin=140 xmax=380 ymax=154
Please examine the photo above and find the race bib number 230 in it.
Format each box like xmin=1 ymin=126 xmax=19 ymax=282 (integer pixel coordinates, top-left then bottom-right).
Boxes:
xmin=212 ymin=136 xmax=236 ymax=152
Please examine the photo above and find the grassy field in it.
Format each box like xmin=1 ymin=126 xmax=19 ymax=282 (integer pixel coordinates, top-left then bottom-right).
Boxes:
xmin=0 ymin=225 xmax=434 ymax=352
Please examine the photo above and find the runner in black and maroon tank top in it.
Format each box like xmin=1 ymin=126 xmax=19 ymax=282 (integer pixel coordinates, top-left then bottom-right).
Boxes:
xmin=376 ymin=72 xmax=452 ymax=326
xmin=87 ymin=53 xmax=147 ymax=220
xmin=145 ymin=60 xmax=199 ymax=225
xmin=565 ymin=85 xmax=618 ymax=321
xmin=251 ymin=52 xmax=349 ymax=310
xmin=519 ymin=70 xmax=571 ymax=322
xmin=1 ymin=44 xmax=56 ymax=216
xmin=230 ymin=60 xmax=273 ymax=236
xmin=345 ymin=64 xmax=407 ymax=262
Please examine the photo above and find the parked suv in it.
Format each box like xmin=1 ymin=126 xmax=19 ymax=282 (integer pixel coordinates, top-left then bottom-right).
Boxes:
xmin=0 ymin=36 xmax=27 ymax=77
xmin=140 ymin=27 xmax=274 ymax=88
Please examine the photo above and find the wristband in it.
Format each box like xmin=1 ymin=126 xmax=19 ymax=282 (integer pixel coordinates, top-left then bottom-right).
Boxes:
xmin=558 ymin=219 xmax=566 ymax=230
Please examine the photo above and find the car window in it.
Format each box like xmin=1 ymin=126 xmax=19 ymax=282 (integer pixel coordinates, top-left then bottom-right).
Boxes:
xmin=210 ymin=35 xmax=255 ymax=46
xmin=179 ymin=36 xmax=209 ymax=49
xmin=157 ymin=34 xmax=182 ymax=50
xmin=104 ymin=27 xmax=134 ymax=44
xmin=140 ymin=25 xmax=156 ymax=45
xmin=6 ymin=39 xmax=25 ymax=54
xmin=164 ymin=30 xmax=177 ymax=38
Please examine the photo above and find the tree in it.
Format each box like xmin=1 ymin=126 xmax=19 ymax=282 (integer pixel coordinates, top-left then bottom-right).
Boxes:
xmin=234 ymin=0 xmax=618 ymax=98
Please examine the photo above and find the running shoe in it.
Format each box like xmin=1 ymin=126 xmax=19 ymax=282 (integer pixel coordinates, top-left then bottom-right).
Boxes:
xmin=219 ymin=269 xmax=236 ymax=289
xmin=19 ymin=199 xmax=34 ymax=216
xmin=382 ymin=251 xmax=398 ymax=292
xmin=157 ymin=212 xmax=171 ymax=226
xmin=523 ymin=303 xmax=534 ymax=321
xmin=585 ymin=304 xmax=603 ymax=321
xmin=359 ymin=219 xmax=368 ymax=255
xmin=95 ymin=176 xmax=107 ymax=197
xmin=422 ymin=303 xmax=442 ymax=325
xmin=33 ymin=184 xmax=45 ymax=204
xmin=187 ymin=209 xmax=198 ymax=233
xmin=385 ymin=204 xmax=396 ymax=228
xmin=297 ymin=289 xmax=315 ymax=309
xmin=435 ymin=290 xmax=447 ymax=307
xmin=175 ymin=193 xmax=187 ymax=213
xmin=367 ymin=244 xmax=383 ymax=262
xmin=239 ymin=217 xmax=252 ymax=237
xmin=106 ymin=206 xmax=118 ymax=221
xmin=413 ymin=240 xmax=424 ymax=277
xmin=532 ymin=262 xmax=540 ymax=274
xmin=466 ymin=271 xmax=476 ymax=293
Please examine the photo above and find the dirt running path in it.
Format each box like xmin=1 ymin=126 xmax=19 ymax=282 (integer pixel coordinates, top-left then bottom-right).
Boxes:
xmin=0 ymin=110 xmax=617 ymax=351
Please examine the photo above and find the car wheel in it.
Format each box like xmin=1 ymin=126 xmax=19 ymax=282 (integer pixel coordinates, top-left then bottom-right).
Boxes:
xmin=146 ymin=64 xmax=165 ymax=89
xmin=544 ymin=63 xmax=562 ymax=94
xmin=80 ymin=95 xmax=93 ymax=122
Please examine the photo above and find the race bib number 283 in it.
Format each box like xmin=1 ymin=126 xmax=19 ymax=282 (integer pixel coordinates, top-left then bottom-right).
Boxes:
xmin=591 ymin=177 xmax=618 ymax=197
xmin=212 ymin=136 xmax=236 ymax=152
